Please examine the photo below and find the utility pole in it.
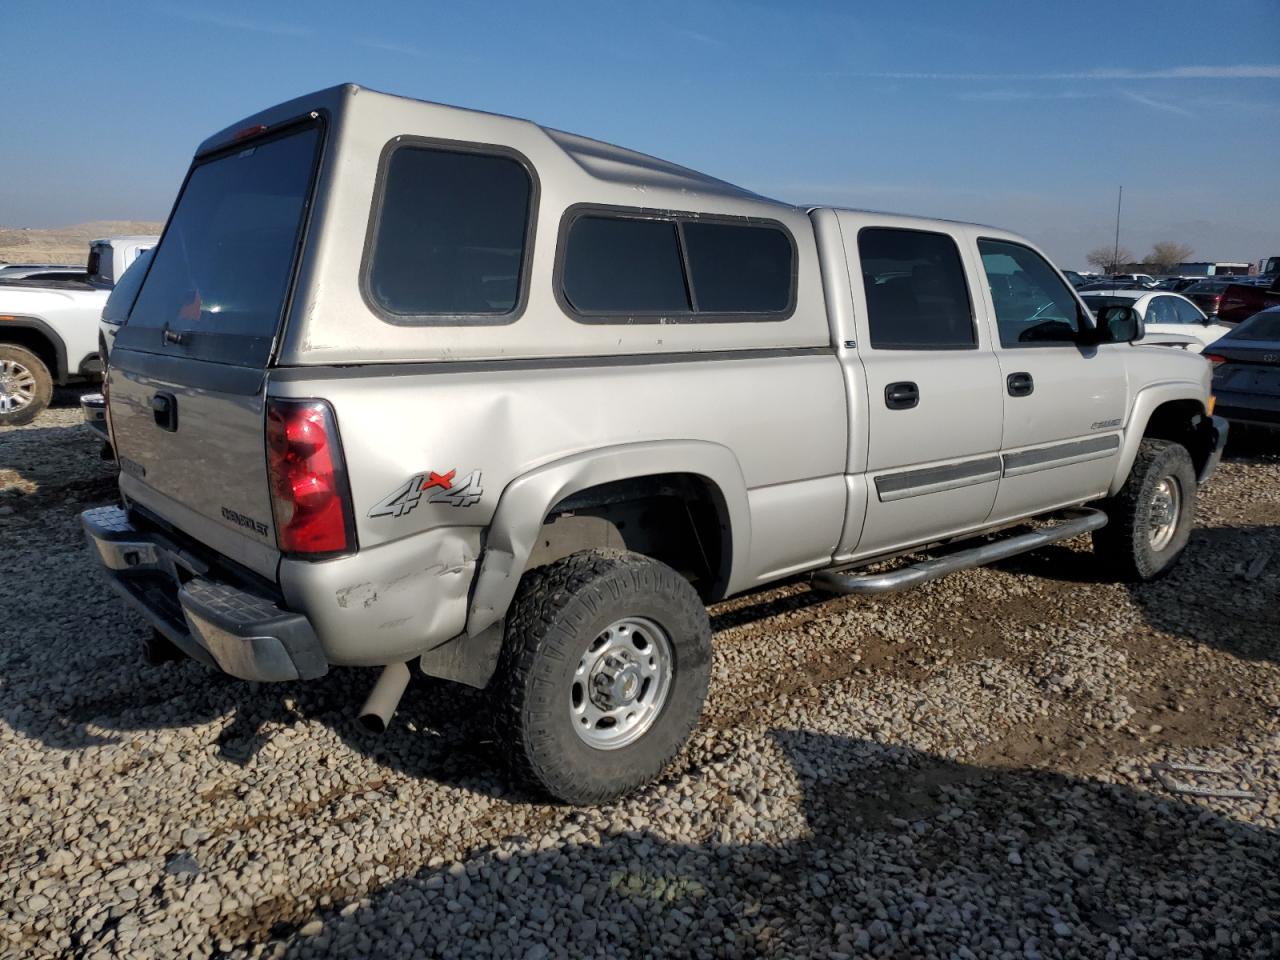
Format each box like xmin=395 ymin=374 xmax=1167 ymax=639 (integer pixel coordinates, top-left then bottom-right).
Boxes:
xmin=1112 ymin=185 xmax=1123 ymax=273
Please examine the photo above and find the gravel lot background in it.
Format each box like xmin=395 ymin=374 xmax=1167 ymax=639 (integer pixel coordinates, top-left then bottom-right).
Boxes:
xmin=1 ymin=392 xmax=1277 ymax=959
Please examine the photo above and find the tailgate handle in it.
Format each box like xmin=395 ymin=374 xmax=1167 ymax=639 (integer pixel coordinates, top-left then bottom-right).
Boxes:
xmin=151 ymin=392 xmax=178 ymax=431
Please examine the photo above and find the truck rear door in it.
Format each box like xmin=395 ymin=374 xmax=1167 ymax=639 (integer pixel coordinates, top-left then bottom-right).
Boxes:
xmin=829 ymin=212 xmax=1005 ymax=559
xmin=107 ymin=119 xmax=323 ymax=580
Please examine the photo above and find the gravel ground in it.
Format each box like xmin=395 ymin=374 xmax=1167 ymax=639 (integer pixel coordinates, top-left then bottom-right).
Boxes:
xmin=2 ymin=393 xmax=1278 ymax=959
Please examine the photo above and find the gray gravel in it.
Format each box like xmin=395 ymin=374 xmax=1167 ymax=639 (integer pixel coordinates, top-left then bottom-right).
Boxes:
xmin=1 ymin=395 xmax=1278 ymax=959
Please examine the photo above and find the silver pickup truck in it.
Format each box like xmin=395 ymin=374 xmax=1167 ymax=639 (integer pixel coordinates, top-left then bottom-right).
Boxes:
xmin=83 ymin=85 xmax=1226 ymax=804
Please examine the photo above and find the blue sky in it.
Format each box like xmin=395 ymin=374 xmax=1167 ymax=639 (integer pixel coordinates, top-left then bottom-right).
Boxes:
xmin=2 ymin=0 xmax=1277 ymax=269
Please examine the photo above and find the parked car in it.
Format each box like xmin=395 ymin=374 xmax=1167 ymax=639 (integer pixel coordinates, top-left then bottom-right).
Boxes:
xmin=1078 ymin=280 xmax=1147 ymax=292
xmin=0 ymin=264 xmax=87 ymax=283
xmin=1109 ymin=273 xmax=1157 ymax=288
xmin=1152 ymin=277 xmax=1199 ymax=292
xmin=1204 ymin=307 xmax=1280 ymax=432
xmin=1062 ymin=269 xmax=1088 ymax=289
xmin=1217 ymin=274 xmax=1280 ymax=325
xmin=1182 ymin=279 xmax=1236 ymax=319
xmin=82 ymin=84 xmax=1225 ymax=804
xmin=80 ymin=247 xmax=155 ymax=438
xmin=1079 ymin=290 xmax=1232 ymax=353
xmin=0 ymin=235 xmax=156 ymax=425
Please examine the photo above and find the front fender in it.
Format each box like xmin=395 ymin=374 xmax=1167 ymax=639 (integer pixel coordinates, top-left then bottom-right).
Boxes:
xmin=465 ymin=440 xmax=752 ymax=637
xmin=1109 ymin=380 xmax=1207 ymax=496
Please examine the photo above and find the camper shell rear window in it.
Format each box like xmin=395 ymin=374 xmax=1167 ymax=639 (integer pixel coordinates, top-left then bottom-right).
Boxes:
xmin=117 ymin=117 xmax=324 ymax=367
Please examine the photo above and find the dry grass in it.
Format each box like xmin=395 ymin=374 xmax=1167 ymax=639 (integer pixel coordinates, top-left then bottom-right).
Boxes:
xmin=0 ymin=221 xmax=163 ymax=266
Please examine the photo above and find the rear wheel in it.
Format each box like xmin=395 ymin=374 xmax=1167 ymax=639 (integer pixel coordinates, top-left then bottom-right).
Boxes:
xmin=0 ymin=345 xmax=52 ymax=427
xmin=494 ymin=550 xmax=711 ymax=804
xmin=1092 ymin=439 xmax=1196 ymax=581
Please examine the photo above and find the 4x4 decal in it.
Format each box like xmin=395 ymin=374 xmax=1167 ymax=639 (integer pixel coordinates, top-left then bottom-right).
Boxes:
xmin=369 ymin=469 xmax=483 ymax=517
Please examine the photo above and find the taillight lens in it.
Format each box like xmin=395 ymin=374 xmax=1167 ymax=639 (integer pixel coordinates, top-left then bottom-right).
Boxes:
xmin=266 ymin=399 xmax=356 ymax=557
xmin=1203 ymin=353 xmax=1227 ymax=366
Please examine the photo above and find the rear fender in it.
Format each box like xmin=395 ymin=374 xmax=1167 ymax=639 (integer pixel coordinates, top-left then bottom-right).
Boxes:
xmin=465 ymin=440 xmax=751 ymax=638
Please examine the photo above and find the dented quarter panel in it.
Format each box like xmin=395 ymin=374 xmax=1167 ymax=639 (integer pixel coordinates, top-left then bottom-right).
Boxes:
xmin=278 ymin=526 xmax=481 ymax=666
xmin=270 ymin=351 xmax=848 ymax=649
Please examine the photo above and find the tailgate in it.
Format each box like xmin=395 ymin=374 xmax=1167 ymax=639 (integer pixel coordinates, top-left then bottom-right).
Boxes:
xmin=107 ymin=117 xmax=324 ymax=580
xmin=108 ymin=355 xmax=280 ymax=577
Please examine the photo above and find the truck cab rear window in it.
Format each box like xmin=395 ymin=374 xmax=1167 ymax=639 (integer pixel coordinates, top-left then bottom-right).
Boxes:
xmin=365 ymin=144 xmax=534 ymax=321
xmin=857 ymin=227 xmax=975 ymax=350
xmin=560 ymin=211 xmax=794 ymax=321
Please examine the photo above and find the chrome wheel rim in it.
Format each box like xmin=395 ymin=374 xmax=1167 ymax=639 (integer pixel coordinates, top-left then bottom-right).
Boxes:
xmin=1148 ymin=476 xmax=1181 ymax=551
xmin=0 ymin=359 xmax=37 ymax=415
xmin=570 ymin=616 xmax=673 ymax=750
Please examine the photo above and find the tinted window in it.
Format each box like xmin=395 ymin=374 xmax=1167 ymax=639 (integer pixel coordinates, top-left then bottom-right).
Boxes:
xmin=682 ymin=221 xmax=792 ymax=313
xmin=367 ymin=146 xmax=532 ymax=319
xmin=127 ymin=123 xmax=321 ymax=366
xmin=857 ymin=228 xmax=975 ymax=349
xmin=103 ymin=249 xmax=153 ymax=325
xmin=1172 ymin=298 xmax=1205 ymax=324
xmin=1147 ymin=296 xmax=1179 ymax=324
xmin=979 ymin=239 xmax=1083 ymax=347
xmin=1233 ymin=310 xmax=1280 ymax=341
xmin=562 ymin=216 xmax=690 ymax=314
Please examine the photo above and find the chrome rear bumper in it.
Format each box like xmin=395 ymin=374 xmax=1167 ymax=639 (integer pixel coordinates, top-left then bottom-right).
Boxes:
xmin=81 ymin=505 xmax=326 ymax=682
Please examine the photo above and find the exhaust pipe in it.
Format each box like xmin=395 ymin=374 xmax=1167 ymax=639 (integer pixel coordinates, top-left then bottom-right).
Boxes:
xmin=358 ymin=661 xmax=412 ymax=734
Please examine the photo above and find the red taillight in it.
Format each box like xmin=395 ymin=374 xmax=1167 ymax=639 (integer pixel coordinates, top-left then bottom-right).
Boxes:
xmin=234 ymin=123 xmax=268 ymax=141
xmin=266 ymin=399 xmax=356 ymax=557
xmin=1203 ymin=353 xmax=1227 ymax=366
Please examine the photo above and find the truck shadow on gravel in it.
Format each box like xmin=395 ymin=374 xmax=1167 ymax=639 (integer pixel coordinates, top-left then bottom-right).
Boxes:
xmin=994 ymin=522 xmax=1280 ymax=665
xmin=259 ymin=728 xmax=1279 ymax=959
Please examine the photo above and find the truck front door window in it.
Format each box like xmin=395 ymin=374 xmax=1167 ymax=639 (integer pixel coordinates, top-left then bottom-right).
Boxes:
xmin=978 ymin=239 xmax=1083 ymax=347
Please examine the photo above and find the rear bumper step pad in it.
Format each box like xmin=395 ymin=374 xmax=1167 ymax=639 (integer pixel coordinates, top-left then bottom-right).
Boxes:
xmin=81 ymin=505 xmax=326 ymax=682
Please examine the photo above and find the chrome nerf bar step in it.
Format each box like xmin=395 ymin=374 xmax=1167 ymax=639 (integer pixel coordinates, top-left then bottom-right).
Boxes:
xmin=812 ymin=508 xmax=1108 ymax=595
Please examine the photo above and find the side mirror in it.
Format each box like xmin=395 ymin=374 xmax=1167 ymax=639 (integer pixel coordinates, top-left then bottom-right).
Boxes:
xmin=1093 ymin=305 xmax=1144 ymax=343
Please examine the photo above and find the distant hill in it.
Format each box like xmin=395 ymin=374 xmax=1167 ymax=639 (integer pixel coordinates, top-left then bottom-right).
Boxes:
xmin=0 ymin=221 xmax=164 ymax=266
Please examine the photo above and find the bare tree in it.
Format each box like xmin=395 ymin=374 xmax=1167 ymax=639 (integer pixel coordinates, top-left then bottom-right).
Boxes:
xmin=1086 ymin=245 xmax=1134 ymax=273
xmin=1147 ymin=241 xmax=1194 ymax=273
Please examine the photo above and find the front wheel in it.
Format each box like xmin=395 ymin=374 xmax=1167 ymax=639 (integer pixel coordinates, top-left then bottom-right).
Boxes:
xmin=1092 ymin=438 xmax=1196 ymax=581
xmin=494 ymin=550 xmax=711 ymax=804
xmin=0 ymin=345 xmax=53 ymax=427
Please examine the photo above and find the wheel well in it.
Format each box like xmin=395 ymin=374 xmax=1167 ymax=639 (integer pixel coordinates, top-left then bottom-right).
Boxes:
xmin=529 ymin=474 xmax=731 ymax=600
xmin=1143 ymin=399 xmax=1212 ymax=475
xmin=0 ymin=326 xmax=63 ymax=383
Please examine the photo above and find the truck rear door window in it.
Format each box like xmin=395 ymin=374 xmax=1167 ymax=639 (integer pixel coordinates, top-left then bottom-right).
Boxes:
xmin=857 ymin=227 xmax=976 ymax=349
xmin=365 ymin=144 xmax=534 ymax=321
xmin=124 ymin=121 xmax=321 ymax=366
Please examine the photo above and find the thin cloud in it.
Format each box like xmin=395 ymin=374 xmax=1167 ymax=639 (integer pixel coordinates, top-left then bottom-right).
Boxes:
xmin=156 ymin=5 xmax=313 ymax=38
xmin=1121 ymin=89 xmax=1195 ymax=117
xmin=357 ymin=38 xmax=430 ymax=57
xmin=956 ymin=89 xmax=1099 ymax=102
xmin=671 ymin=27 xmax=726 ymax=47
xmin=864 ymin=64 xmax=1280 ymax=81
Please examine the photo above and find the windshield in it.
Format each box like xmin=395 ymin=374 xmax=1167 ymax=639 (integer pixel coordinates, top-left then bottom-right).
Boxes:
xmin=124 ymin=121 xmax=321 ymax=366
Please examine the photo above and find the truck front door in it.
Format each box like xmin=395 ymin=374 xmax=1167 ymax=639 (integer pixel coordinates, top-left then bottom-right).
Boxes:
xmin=833 ymin=214 xmax=1005 ymax=559
xmin=973 ymin=235 xmax=1127 ymax=523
